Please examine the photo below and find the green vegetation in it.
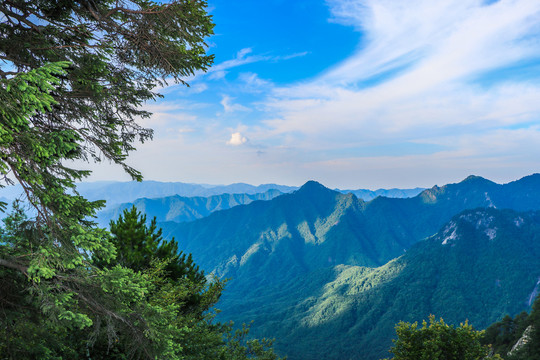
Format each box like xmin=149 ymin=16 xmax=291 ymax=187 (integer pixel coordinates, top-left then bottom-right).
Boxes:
xmin=383 ymin=315 xmax=494 ymax=360
xmin=482 ymin=313 xmax=530 ymax=357
xmin=99 ymin=206 xmax=203 ymax=282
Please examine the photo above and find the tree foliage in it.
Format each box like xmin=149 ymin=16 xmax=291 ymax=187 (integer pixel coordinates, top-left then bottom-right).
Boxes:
xmin=104 ymin=206 xmax=204 ymax=283
xmin=0 ymin=67 xmax=121 ymax=354
xmin=0 ymin=0 xmax=215 ymax=287
xmin=85 ymin=205 xmax=283 ymax=359
xmin=383 ymin=315 xmax=495 ymax=360
xmin=0 ymin=1 xmax=283 ymax=359
xmin=0 ymin=64 xmax=282 ymax=356
xmin=0 ymin=0 xmax=214 ymax=179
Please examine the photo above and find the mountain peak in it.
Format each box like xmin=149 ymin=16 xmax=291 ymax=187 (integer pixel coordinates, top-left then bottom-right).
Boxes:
xmin=297 ymin=180 xmax=330 ymax=193
xmin=462 ymin=175 xmax=488 ymax=183
xmin=454 ymin=175 xmax=497 ymax=189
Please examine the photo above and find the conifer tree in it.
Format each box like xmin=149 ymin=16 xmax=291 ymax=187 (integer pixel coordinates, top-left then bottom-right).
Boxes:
xmin=104 ymin=206 xmax=203 ymax=283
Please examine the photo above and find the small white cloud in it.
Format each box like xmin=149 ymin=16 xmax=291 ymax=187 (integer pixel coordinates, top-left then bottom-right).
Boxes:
xmin=227 ymin=132 xmax=249 ymax=146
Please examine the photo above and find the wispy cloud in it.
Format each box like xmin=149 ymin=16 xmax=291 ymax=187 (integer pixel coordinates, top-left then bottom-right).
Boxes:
xmin=220 ymin=95 xmax=251 ymax=113
xmin=262 ymin=0 xmax=540 ymax=149
xmin=207 ymin=48 xmax=262 ymax=77
xmin=205 ymin=48 xmax=309 ymax=80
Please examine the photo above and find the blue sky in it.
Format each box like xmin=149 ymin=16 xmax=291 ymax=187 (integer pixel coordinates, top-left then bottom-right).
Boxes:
xmin=89 ymin=0 xmax=540 ymax=189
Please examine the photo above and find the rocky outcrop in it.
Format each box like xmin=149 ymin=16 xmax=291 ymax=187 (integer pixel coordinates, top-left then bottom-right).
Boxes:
xmin=508 ymin=325 xmax=533 ymax=356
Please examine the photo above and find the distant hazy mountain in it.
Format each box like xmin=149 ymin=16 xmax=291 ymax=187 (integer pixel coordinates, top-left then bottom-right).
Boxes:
xmin=75 ymin=181 xmax=297 ymax=207
xmin=336 ymin=187 xmax=425 ymax=201
xmin=158 ymin=174 xmax=540 ymax=360
xmin=96 ymin=189 xmax=283 ymax=227
xmin=79 ymin=181 xmax=427 ymax=208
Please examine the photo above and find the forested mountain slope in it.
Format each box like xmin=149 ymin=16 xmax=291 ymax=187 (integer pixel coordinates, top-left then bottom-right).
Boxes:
xmin=226 ymin=208 xmax=540 ymax=359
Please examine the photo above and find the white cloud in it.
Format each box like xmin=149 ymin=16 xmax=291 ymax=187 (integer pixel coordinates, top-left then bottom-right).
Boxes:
xmin=188 ymin=83 xmax=208 ymax=94
xmin=227 ymin=132 xmax=249 ymax=146
xmin=207 ymin=48 xmax=264 ymax=76
xmin=320 ymin=0 xmax=540 ymax=85
xmin=220 ymin=95 xmax=250 ymax=113
xmin=237 ymin=72 xmax=273 ymax=93
xmin=208 ymin=70 xmax=228 ymax=80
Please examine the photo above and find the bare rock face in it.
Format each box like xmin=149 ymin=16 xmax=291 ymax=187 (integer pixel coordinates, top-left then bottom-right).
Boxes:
xmin=509 ymin=325 xmax=534 ymax=356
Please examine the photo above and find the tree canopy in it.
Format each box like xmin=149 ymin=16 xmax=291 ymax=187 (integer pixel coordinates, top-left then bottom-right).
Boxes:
xmin=383 ymin=315 xmax=496 ymax=360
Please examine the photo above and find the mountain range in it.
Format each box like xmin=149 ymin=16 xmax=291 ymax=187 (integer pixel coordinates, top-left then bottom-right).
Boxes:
xmin=336 ymin=187 xmax=425 ymax=201
xmin=161 ymin=175 xmax=540 ymax=280
xmin=157 ymin=174 xmax=540 ymax=359
xmin=95 ymin=189 xmax=283 ymax=228
xmin=0 ymin=181 xmax=425 ymax=212
xmin=76 ymin=181 xmax=298 ymax=207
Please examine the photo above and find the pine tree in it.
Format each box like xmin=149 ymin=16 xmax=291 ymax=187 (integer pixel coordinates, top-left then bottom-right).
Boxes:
xmin=104 ymin=206 xmax=203 ymax=283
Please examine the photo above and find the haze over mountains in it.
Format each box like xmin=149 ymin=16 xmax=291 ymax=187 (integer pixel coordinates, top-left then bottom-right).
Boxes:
xmin=77 ymin=181 xmax=298 ymax=207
